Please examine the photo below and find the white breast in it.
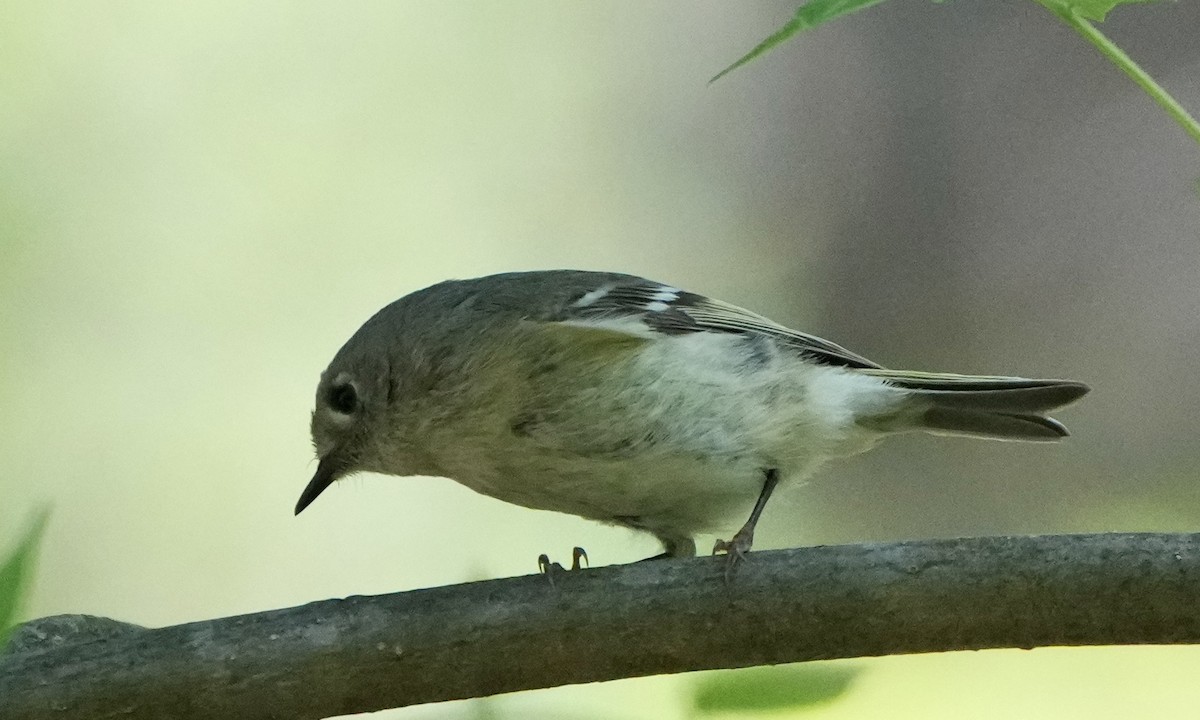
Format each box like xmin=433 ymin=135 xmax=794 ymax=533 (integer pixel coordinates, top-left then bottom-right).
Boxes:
xmin=431 ymin=329 xmax=903 ymax=540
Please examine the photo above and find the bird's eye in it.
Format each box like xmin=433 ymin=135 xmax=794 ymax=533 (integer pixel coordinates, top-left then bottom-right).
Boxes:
xmin=327 ymin=383 xmax=358 ymax=415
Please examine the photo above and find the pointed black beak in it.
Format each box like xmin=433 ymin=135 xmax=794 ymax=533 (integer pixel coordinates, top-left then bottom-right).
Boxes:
xmin=295 ymin=456 xmax=343 ymax=515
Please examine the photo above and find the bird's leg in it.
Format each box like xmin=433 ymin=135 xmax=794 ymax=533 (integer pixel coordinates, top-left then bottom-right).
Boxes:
xmin=537 ymin=546 xmax=589 ymax=585
xmin=713 ymin=468 xmax=780 ymax=576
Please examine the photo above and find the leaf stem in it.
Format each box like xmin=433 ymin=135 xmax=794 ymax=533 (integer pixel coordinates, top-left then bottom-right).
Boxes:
xmin=1049 ymin=4 xmax=1200 ymax=147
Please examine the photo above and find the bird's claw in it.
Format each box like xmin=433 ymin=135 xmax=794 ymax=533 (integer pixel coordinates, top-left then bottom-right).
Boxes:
xmin=537 ymin=553 xmax=559 ymax=575
xmin=712 ymin=530 xmax=754 ymax=581
xmin=538 ymin=546 xmax=588 ymax=585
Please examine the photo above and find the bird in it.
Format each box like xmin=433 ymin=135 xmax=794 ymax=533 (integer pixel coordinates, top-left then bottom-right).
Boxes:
xmin=294 ymin=270 xmax=1088 ymax=568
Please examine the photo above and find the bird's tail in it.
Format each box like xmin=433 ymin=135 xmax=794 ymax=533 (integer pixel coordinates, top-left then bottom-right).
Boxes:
xmin=861 ymin=370 xmax=1090 ymax=441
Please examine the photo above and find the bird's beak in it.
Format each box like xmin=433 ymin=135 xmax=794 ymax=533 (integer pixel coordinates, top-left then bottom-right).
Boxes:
xmin=294 ymin=456 xmax=343 ymax=515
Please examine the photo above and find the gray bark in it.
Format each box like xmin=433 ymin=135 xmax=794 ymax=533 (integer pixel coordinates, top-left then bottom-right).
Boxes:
xmin=3 ymin=533 xmax=1199 ymax=720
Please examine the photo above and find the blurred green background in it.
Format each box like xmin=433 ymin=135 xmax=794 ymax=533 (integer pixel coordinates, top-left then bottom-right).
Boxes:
xmin=3 ymin=1 xmax=1200 ymax=718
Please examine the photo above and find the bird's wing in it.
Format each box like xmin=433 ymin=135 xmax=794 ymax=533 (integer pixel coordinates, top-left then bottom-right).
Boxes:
xmin=546 ymin=278 xmax=880 ymax=369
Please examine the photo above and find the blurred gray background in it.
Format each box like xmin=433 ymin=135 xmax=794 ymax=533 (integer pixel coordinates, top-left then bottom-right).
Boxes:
xmin=3 ymin=1 xmax=1199 ymax=718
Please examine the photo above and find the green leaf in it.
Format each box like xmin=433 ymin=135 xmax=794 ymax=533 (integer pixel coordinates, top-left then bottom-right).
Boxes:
xmin=716 ymin=0 xmax=1200 ymax=148
xmin=1036 ymin=0 xmax=1200 ymax=146
xmin=711 ymin=0 xmax=888 ymax=82
xmin=691 ymin=663 xmax=862 ymax=714
xmin=1036 ymin=0 xmax=1163 ymax=23
xmin=0 ymin=508 xmax=50 ymax=651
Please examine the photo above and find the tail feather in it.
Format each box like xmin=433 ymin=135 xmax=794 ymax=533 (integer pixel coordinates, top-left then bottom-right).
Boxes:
xmin=922 ymin=408 xmax=1069 ymax=441
xmin=863 ymin=371 xmax=1089 ymax=442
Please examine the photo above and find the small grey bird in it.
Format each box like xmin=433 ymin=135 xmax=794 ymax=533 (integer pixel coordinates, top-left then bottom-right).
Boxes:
xmin=295 ymin=270 xmax=1088 ymax=565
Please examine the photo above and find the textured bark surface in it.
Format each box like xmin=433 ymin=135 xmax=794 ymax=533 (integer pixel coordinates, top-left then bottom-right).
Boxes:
xmin=3 ymin=533 xmax=1200 ymax=720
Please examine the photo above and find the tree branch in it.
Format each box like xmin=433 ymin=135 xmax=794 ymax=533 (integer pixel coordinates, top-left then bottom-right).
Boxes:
xmin=3 ymin=533 xmax=1200 ymax=719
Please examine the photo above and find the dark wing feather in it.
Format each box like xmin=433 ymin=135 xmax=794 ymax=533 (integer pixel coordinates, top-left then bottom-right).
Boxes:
xmin=552 ymin=278 xmax=880 ymax=369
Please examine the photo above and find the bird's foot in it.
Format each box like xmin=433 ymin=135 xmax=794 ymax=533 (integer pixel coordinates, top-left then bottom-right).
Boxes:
xmin=537 ymin=546 xmax=588 ymax=585
xmin=712 ymin=528 xmax=755 ymax=581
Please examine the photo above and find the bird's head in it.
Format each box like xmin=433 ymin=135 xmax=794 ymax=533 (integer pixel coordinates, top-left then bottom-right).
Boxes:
xmin=295 ymin=343 xmax=394 ymax=515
